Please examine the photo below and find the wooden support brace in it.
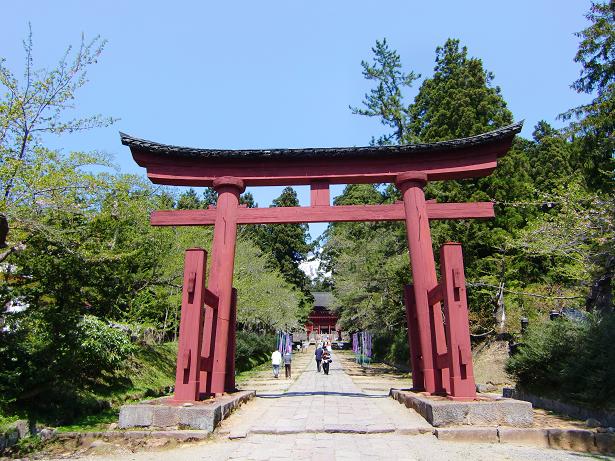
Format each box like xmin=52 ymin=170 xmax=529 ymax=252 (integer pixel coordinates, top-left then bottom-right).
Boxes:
xmin=173 ymin=248 xmax=207 ymax=402
xmin=436 ymin=353 xmax=450 ymax=370
xmin=225 ymin=288 xmax=238 ymax=392
xmin=403 ymin=284 xmax=425 ymax=391
xmin=439 ymin=243 xmax=477 ymax=400
xmin=204 ymin=289 xmax=219 ymax=309
xmin=427 ymin=284 xmax=444 ymax=306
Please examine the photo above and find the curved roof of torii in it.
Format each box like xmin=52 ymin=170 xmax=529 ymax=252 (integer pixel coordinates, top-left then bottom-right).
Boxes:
xmin=120 ymin=121 xmax=523 ymax=186
xmin=120 ymin=121 xmax=522 ymax=161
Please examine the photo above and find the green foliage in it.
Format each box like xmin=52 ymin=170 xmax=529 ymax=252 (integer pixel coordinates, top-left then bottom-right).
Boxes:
xmin=79 ymin=315 xmax=134 ymax=373
xmin=372 ymin=329 xmax=409 ymax=367
xmin=506 ymin=314 xmax=615 ymax=408
xmin=407 ymin=38 xmax=512 ymax=142
xmin=235 ymin=331 xmax=275 ymax=373
xmin=560 ymin=1 xmax=614 ymax=192
xmin=177 ymin=188 xmax=201 ymax=209
xmin=252 ymin=187 xmax=312 ymax=292
xmin=343 ymin=37 xmax=520 ymax=339
xmin=234 ymin=240 xmax=305 ymax=330
xmin=340 ymin=21 xmax=612 ymax=364
xmin=14 ymin=435 xmax=44 ymax=456
xmin=0 ymin=415 xmax=19 ymax=432
xmin=0 ymin=28 xmax=115 ymax=263
xmin=350 ymin=38 xmax=419 ymax=145
xmin=0 ymin=30 xmax=308 ymax=427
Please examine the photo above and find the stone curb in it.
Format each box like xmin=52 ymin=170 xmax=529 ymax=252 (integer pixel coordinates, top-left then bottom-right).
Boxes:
xmin=434 ymin=426 xmax=615 ymax=454
xmin=231 ymin=427 xmax=428 ymax=436
xmin=52 ymin=426 xmax=615 ymax=454
xmin=435 ymin=427 xmax=499 ymax=443
xmin=55 ymin=430 xmax=212 ymax=441
xmin=504 ymin=388 xmax=615 ymax=427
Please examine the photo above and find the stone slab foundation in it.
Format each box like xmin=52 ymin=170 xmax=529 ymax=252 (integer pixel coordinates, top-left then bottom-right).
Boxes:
xmin=389 ymin=388 xmax=533 ymax=427
xmin=119 ymin=390 xmax=255 ymax=431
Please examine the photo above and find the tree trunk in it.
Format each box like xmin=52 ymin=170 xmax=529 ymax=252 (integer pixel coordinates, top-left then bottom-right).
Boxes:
xmin=587 ymin=256 xmax=614 ymax=314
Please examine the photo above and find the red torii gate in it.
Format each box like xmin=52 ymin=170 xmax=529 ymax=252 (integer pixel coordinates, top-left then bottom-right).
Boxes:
xmin=121 ymin=121 xmax=522 ymax=401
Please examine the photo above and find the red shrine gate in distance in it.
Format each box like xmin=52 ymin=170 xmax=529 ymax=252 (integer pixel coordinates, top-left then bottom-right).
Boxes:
xmin=121 ymin=121 xmax=523 ymax=401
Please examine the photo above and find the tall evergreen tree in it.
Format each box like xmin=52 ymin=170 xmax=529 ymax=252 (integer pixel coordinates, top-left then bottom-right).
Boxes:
xmin=176 ymin=188 xmax=201 ymax=209
xmin=202 ymin=187 xmax=218 ymax=208
xmin=254 ymin=187 xmax=312 ymax=291
xmin=349 ymin=39 xmax=419 ymax=145
xmin=407 ymin=38 xmax=513 ymax=142
xmin=339 ymin=38 xmax=534 ymax=340
xmin=560 ymin=1 xmax=614 ymax=192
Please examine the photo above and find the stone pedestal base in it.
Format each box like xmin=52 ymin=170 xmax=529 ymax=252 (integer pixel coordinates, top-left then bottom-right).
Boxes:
xmin=390 ymin=389 xmax=533 ymax=427
xmin=119 ymin=390 xmax=255 ymax=432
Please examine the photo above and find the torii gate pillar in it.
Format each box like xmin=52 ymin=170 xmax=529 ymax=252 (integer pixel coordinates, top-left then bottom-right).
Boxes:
xmin=200 ymin=176 xmax=245 ymax=395
xmin=396 ymin=172 xmax=449 ymax=395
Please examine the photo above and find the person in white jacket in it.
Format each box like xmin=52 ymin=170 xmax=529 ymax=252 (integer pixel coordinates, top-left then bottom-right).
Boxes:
xmin=271 ymin=349 xmax=282 ymax=378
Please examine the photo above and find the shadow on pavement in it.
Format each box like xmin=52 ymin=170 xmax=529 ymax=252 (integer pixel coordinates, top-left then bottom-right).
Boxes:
xmin=256 ymin=391 xmax=387 ymax=399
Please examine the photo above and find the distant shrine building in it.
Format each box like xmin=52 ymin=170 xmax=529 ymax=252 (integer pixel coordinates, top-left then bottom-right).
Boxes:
xmin=306 ymin=292 xmax=340 ymax=340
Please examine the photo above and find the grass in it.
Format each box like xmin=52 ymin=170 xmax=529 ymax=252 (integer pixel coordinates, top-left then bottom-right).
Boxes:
xmin=87 ymin=341 xmax=178 ymax=406
xmin=54 ymin=408 xmax=119 ymax=433
xmin=236 ymin=360 xmax=272 ymax=383
xmin=0 ymin=414 xmax=21 ymax=432
xmin=51 ymin=342 xmax=178 ymax=433
xmin=3 ymin=338 xmax=275 ymax=435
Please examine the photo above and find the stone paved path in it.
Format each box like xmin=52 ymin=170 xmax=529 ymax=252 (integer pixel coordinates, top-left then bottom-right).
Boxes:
xmin=218 ymin=349 xmax=430 ymax=437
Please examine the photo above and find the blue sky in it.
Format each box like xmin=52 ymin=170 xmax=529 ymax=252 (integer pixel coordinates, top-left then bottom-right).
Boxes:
xmin=2 ymin=1 xmax=592 ymax=240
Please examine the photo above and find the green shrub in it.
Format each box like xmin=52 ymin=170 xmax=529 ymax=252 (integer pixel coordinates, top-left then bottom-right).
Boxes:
xmin=14 ymin=435 xmax=43 ymax=457
xmin=506 ymin=313 xmax=615 ymax=408
xmin=372 ymin=329 xmax=409 ymax=368
xmin=78 ymin=316 xmax=135 ymax=376
xmin=235 ymin=331 xmax=275 ymax=373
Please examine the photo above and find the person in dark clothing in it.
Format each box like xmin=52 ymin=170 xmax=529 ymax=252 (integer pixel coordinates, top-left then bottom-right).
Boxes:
xmin=322 ymin=350 xmax=332 ymax=375
xmin=315 ymin=345 xmax=323 ymax=372
xmin=283 ymin=350 xmax=292 ymax=378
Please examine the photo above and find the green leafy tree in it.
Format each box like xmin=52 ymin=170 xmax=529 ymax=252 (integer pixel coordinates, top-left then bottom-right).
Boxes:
xmin=506 ymin=184 xmax=613 ymax=313
xmin=0 ymin=29 xmax=114 ymax=263
xmin=527 ymin=122 xmax=577 ymax=191
xmin=234 ymin=240 xmax=304 ymax=331
xmin=239 ymin=191 xmax=256 ymax=208
xmin=0 ymin=29 xmax=324 ymax=426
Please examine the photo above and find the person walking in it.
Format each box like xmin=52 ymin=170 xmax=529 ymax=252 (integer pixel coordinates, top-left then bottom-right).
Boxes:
xmin=271 ymin=349 xmax=282 ymax=378
xmin=315 ymin=344 xmax=323 ymax=372
xmin=322 ymin=349 xmax=332 ymax=375
xmin=283 ymin=349 xmax=292 ymax=379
